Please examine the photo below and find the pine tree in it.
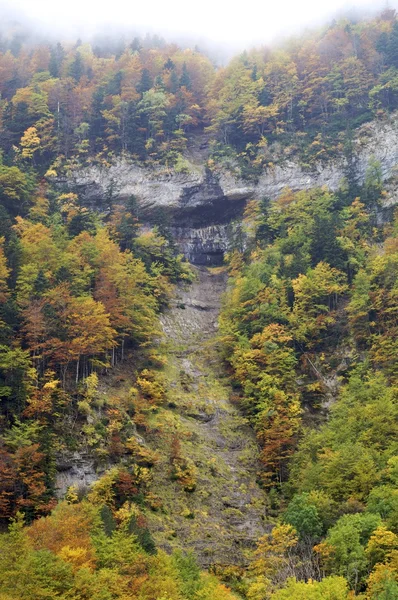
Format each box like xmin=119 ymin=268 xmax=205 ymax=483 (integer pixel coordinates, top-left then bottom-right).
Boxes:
xmin=179 ymin=63 xmax=191 ymax=89
xmin=33 ymin=269 xmax=49 ymax=297
xmin=163 ymin=58 xmax=175 ymax=71
xmin=130 ymin=37 xmax=142 ymax=52
xmin=137 ymin=68 xmax=152 ymax=94
xmin=69 ymin=52 xmax=83 ymax=82
xmin=387 ymin=21 xmax=398 ymax=67
xmin=49 ymin=43 xmax=65 ymax=78
xmin=106 ymin=71 xmax=123 ymax=96
xmin=89 ymin=87 xmax=107 ymax=149
xmin=170 ymin=69 xmax=179 ymax=93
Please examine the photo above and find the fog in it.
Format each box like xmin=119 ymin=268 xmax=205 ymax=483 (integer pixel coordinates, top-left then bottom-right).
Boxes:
xmin=0 ymin=0 xmax=396 ymax=58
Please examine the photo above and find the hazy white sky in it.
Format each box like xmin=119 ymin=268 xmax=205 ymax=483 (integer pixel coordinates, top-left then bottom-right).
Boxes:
xmin=2 ymin=0 xmax=392 ymax=46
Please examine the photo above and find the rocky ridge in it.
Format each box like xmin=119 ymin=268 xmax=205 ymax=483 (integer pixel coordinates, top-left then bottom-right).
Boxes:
xmin=65 ymin=114 xmax=398 ymax=217
xmin=61 ymin=113 xmax=398 ymax=263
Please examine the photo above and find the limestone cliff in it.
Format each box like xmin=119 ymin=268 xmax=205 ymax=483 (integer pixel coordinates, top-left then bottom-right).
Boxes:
xmin=64 ymin=115 xmax=398 ymax=211
xmin=60 ymin=113 xmax=398 ymax=263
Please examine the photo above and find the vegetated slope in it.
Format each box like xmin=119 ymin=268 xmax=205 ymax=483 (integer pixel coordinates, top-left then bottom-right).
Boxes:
xmin=1 ymin=8 xmax=398 ymax=600
xmin=144 ymin=266 xmax=267 ymax=566
xmin=4 ymin=9 xmax=398 ymax=177
xmin=218 ymin=180 xmax=398 ymax=597
xmin=0 ymin=500 xmax=241 ymax=600
xmin=81 ymin=266 xmax=268 ymax=568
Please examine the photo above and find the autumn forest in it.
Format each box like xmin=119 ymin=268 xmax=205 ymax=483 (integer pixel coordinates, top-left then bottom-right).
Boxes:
xmin=0 ymin=6 xmax=398 ymax=600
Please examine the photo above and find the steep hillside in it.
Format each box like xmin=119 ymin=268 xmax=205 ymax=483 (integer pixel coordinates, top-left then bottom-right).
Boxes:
xmin=146 ymin=266 xmax=267 ymax=566
xmin=1 ymin=9 xmax=398 ymax=600
xmin=52 ymin=265 xmax=268 ymax=568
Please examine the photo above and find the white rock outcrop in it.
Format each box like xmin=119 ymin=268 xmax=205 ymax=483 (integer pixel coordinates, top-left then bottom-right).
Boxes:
xmin=65 ymin=114 xmax=398 ymax=216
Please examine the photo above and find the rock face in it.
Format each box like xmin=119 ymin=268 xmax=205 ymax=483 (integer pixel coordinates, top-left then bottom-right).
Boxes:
xmin=62 ymin=113 xmax=398 ymax=262
xmin=55 ymin=451 xmax=105 ymax=497
xmin=65 ymin=114 xmax=398 ymax=212
xmin=171 ymin=222 xmax=245 ymax=265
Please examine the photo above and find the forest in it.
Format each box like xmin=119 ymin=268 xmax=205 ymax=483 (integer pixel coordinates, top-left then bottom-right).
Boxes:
xmin=0 ymin=6 xmax=397 ymax=600
xmin=2 ymin=7 xmax=398 ymax=175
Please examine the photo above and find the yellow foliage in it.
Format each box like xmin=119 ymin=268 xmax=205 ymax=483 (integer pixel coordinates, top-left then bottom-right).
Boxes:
xmin=20 ymin=126 xmax=41 ymax=159
xmin=57 ymin=544 xmax=94 ymax=571
xmin=114 ymin=501 xmax=141 ymax=526
xmin=366 ymin=525 xmax=398 ymax=566
xmin=27 ymin=501 xmax=97 ymax=566
xmin=248 ymin=523 xmax=299 ymax=597
xmin=65 ymin=485 xmax=79 ymax=504
xmin=87 ymin=468 xmax=118 ymax=507
xmin=0 ymin=236 xmax=10 ymax=303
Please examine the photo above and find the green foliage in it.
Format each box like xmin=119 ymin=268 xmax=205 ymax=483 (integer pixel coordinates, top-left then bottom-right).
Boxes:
xmin=290 ymin=372 xmax=398 ymax=502
xmin=0 ymin=155 xmax=191 ymax=521
xmin=0 ymin=345 xmax=34 ymax=413
xmin=220 ymin=173 xmax=398 ymax=596
xmin=0 ymin=164 xmax=31 ymax=215
xmin=367 ymin=486 xmax=398 ymax=532
xmin=2 ymin=13 xmax=398 ymax=171
xmin=127 ymin=514 xmax=156 ymax=554
xmin=172 ymin=551 xmax=202 ymax=597
xmin=283 ymin=493 xmax=323 ymax=541
xmin=363 ymin=158 xmax=383 ymax=206
xmin=219 ymin=188 xmax=355 ymax=485
xmin=0 ymin=500 xmax=239 ymax=600
xmin=270 ymin=576 xmax=350 ymax=599
xmin=290 ymin=262 xmax=347 ymax=344
xmin=2 ymin=15 xmax=398 ymax=600
xmin=318 ymin=513 xmax=381 ymax=590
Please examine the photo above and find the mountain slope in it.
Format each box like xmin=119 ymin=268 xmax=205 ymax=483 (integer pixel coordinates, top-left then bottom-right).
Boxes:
xmin=146 ymin=266 xmax=267 ymax=566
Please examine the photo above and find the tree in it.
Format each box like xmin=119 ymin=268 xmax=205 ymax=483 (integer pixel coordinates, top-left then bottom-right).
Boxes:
xmin=337 ymin=198 xmax=371 ymax=278
xmin=0 ymin=435 xmax=52 ymax=521
xmin=20 ymin=127 xmax=40 ymax=161
xmin=387 ymin=21 xmax=398 ymax=67
xmin=0 ymin=237 xmax=10 ymax=304
xmin=291 ymin=262 xmax=348 ymax=345
xmin=69 ymin=51 xmax=84 ymax=82
xmin=137 ymin=68 xmax=152 ymax=94
xmin=366 ymin=485 xmax=398 ymax=530
xmin=366 ymin=525 xmax=398 ymax=569
xmin=0 ymin=164 xmax=30 ymax=216
xmin=283 ymin=493 xmax=323 ymax=542
xmin=0 ymin=345 xmax=34 ymax=416
xmin=89 ymin=87 xmax=107 ymax=149
xmin=315 ymin=513 xmax=381 ymax=591
xmin=27 ymin=501 xmax=96 ymax=569
xmin=347 ymin=269 xmax=372 ymax=343
xmin=49 ymin=43 xmax=65 ymax=78
xmin=366 ymin=564 xmax=398 ymax=600
xmin=363 ymin=158 xmax=383 ymax=206
xmin=247 ymin=524 xmax=299 ymax=597
xmin=290 ymin=372 xmax=398 ymax=503
xmin=64 ymin=294 xmax=117 ymax=382
xmin=179 ymin=63 xmax=191 ymax=89
xmin=270 ymin=576 xmax=350 ymax=599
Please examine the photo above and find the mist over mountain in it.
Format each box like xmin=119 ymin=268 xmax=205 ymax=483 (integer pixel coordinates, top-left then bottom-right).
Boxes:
xmin=1 ymin=0 xmax=395 ymax=59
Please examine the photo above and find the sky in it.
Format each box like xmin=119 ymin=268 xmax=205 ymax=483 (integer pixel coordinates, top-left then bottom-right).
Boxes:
xmin=0 ymin=0 xmax=394 ymax=49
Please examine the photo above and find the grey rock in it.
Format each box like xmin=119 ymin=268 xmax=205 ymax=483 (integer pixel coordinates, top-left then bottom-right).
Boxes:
xmin=62 ymin=113 xmax=398 ymax=221
xmin=58 ymin=114 xmax=398 ymax=264
xmin=186 ymin=411 xmax=215 ymax=423
xmin=55 ymin=451 xmax=106 ymax=498
xmin=171 ymin=222 xmax=244 ymax=265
